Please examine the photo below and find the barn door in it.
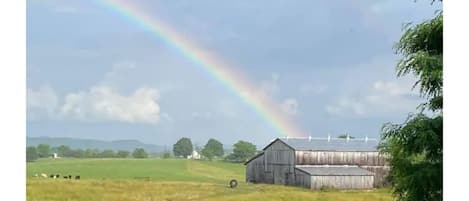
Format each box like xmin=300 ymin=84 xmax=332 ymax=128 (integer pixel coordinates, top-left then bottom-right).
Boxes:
xmin=273 ymin=166 xmax=284 ymax=184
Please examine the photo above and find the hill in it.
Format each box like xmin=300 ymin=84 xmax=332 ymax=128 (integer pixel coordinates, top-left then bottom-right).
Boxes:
xmin=26 ymin=136 xmax=165 ymax=153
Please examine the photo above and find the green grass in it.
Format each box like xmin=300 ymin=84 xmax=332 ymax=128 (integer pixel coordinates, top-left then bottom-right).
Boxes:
xmin=27 ymin=158 xmax=243 ymax=183
xmin=27 ymin=158 xmax=392 ymax=201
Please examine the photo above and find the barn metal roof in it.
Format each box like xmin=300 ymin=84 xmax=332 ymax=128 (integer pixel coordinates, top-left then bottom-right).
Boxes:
xmin=295 ymin=165 xmax=375 ymax=176
xmin=274 ymin=138 xmax=379 ymax=152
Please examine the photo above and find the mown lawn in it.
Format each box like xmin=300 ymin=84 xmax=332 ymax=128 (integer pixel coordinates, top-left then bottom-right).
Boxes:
xmin=27 ymin=158 xmax=392 ymax=201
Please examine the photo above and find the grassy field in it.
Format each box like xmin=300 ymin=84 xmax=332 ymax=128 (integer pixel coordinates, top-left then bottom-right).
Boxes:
xmin=27 ymin=158 xmax=392 ymax=201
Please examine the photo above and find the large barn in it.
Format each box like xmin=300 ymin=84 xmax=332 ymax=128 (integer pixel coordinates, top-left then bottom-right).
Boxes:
xmin=245 ymin=137 xmax=389 ymax=190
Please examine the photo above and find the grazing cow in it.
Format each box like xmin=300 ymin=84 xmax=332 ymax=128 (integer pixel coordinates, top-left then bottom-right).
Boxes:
xmin=50 ymin=174 xmax=54 ymax=178
xmin=41 ymin=173 xmax=48 ymax=178
xmin=68 ymin=175 xmax=72 ymax=179
xmin=56 ymin=174 xmax=60 ymax=179
xmin=75 ymin=176 xmax=80 ymax=180
xmin=63 ymin=176 xmax=68 ymax=179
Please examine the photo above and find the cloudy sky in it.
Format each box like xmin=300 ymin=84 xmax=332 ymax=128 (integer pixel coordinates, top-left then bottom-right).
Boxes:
xmin=27 ymin=0 xmax=441 ymax=146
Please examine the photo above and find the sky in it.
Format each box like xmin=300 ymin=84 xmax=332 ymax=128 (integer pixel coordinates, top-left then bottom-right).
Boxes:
xmin=26 ymin=0 xmax=442 ymax=147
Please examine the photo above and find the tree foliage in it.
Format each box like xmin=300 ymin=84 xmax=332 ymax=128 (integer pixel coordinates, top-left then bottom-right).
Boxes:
xmin=395 ymin=12 xmax=442 ymax=111
xmin=99 ymin=149 xmax=117 ymax=158
xmin=85 ymin=149 xmax=100 ymax=158
xmin=68 ymin=149 xmax=85 ymax=158
xmin=162 ymin=151 xmax=171 ymax=159
xmin=380 ymin=8 xmax=442 ymax=201
xmin=201 ymin=138 xmax=224 ymax=160
xmin=117 ymin=150 xmax=130 ymax=158
xmin=173 ymin=137 xmax=193 ymax=158
xmin=225 ymin=141 xmax=256 ymax=163
xmin=27 ymin=146 xmax=38 ymax=162
xmin=132 ymin=148 xmax=148 ymax=158
xmin=36 ymin=144 xmax=51 ymax=158
xmin=381 ymin=115 xmax=442 ymax=201
xmin=56 ymin=145 xmax=72 ymax=157
xmin=337 ymin=134 xmax=355 ymax=139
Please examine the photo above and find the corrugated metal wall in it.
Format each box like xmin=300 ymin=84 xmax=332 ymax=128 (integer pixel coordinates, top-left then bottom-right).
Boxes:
xmin=310 ymin=175 xmax=374 ymax=190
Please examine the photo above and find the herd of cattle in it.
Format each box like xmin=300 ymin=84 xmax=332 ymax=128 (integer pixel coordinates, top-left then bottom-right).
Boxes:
xmin=34 ymin=173 xmax=80 ymax=180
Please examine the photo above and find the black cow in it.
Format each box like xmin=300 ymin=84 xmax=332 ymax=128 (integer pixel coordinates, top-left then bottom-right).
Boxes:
xmin=49 ymin=174 xmax=54 ymax=178
xmin=75 ymin=175 xmax=80 ymax=180
xmin=68 ymin=175 xmax=72 ymax=179
xmin=56 ymin=174 xmax=60 ymax=178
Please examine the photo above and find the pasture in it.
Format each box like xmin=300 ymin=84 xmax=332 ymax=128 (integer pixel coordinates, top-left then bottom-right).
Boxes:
xmin=27 ymin=158 xmax=392 ymax=201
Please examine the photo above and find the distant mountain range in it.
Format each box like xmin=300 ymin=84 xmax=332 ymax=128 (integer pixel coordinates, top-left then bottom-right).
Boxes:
xmin=26 ymin=136 xmax=166 ymax=153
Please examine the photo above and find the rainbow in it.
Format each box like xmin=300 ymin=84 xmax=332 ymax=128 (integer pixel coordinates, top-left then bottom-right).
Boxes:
xmin=97 ymin=0 xmax=306 ymax=137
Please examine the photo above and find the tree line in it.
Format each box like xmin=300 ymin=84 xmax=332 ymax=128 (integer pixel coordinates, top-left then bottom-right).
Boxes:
xmin=172 ymin=138 xmax=257 ymax=162
xmin=26 ymin=144 xmax=149 ymax=162
xmin=27 ymin=138 xmax=258 ymax=163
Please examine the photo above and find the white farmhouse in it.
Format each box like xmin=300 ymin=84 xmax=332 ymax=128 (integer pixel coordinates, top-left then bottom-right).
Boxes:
xmin=187 ymin=150 xmax=201 ymax=160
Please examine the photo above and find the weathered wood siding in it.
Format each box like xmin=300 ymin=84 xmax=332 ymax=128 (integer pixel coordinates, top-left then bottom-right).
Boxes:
xmin=295 ymin=151 xmax=388 ymax=166
xmin=246 ymin=139 xmax=390 ymax=189
xmin=264 ymin=140 xmax=295 ymax=185
xmin=245 ymin=154 xmax=265 ymax=183
xmin=294 ymin=169 xmax=311 ymax=189
xmin=295 ymin=151 xmax=389 ymax=188
xmin=310 ymin=175 xmax=374 ymax=190
xmin=361 ymin=166 xmax=390 ymax=187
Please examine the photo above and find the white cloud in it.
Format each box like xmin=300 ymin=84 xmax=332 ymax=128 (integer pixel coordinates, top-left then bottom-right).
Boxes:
xmin=326 ymin=80 xmax=421 ymax=117
xmin=281 ymin=98 xmax=299 ymax=115
xmin=27 ymin=86 xmax=59 ymax=120
xmin=60 ymin=86 xmax=161 ymax=124
xmin=27 ymin=61 xmax=165 ymax=124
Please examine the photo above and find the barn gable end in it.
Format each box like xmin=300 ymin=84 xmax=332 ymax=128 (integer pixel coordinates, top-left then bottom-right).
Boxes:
xmin=263 ymin=139 xmax=295 ymax=185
